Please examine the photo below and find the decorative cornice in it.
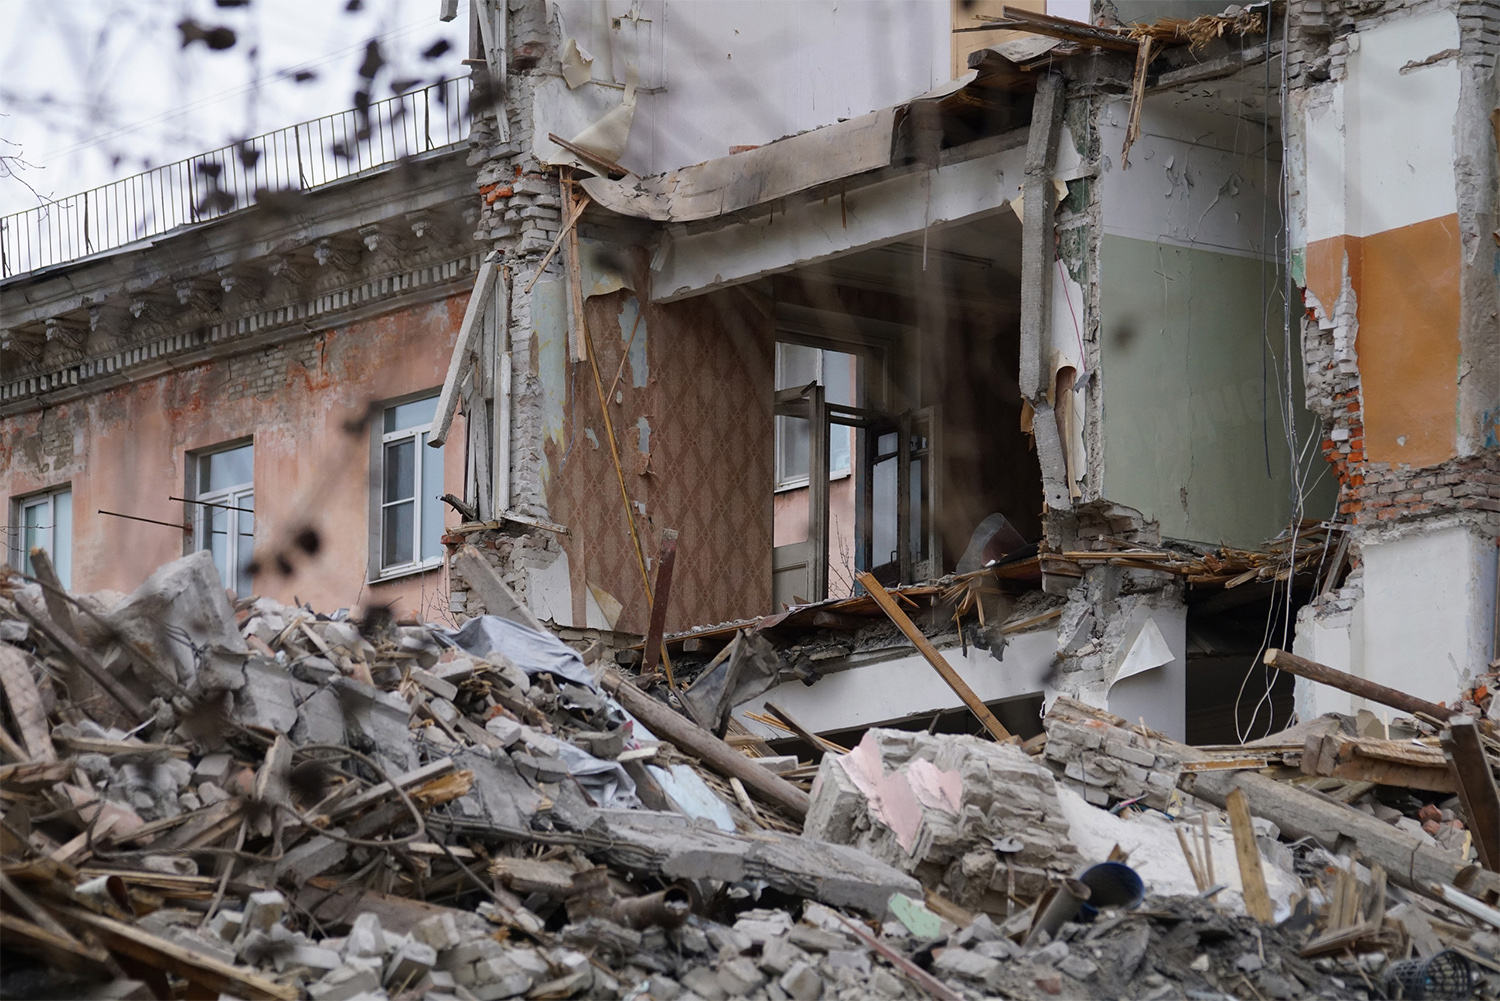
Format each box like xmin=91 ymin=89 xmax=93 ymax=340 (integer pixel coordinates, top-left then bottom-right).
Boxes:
xmin=1 ymin=252 xmax=481 ymax=411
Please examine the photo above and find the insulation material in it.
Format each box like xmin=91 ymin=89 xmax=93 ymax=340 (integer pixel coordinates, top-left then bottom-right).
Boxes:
xmin=1110 ymin=617 xmax=1174 ymax=687
xmin=548 ymin=64 xmax=638 ymax=169
xmin=1049 ymin=261 xmax=1088 ymax=497
xmin=560 ymin=37 xmax=594 ymax=89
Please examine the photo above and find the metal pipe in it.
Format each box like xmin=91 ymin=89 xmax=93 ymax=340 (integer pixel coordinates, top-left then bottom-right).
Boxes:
xmin=611 ymin=887 xmax=692 ymax=930
xmin=97 ymin=509 xmax=189 ymax=532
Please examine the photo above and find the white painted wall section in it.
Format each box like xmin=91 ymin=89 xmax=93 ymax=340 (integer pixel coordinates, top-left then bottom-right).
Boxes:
xmin=1098 ymin=94 xmax=1279 ymax=259
xmin=1342 ymin=10 xmax=1460 ymax=238
xmin=547 ymin=0 xmax=950 ymax=177
xmin=735 ymin=628 xmax=1058 ymax=739
xmin=1102 ymin=600 xmax=1188 ymax=741
xmin=1292 ymin=603 xmax=1359 ymax=719
xmin=1360 ymin=525 xmax=1496 ymax=708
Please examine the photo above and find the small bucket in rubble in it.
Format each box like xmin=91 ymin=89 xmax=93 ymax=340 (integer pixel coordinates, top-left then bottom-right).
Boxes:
xmin=1076 ymin=862 xmax=1145 ymax=922
xmin=1384 ymin=950 xmax=1473 ymax=1000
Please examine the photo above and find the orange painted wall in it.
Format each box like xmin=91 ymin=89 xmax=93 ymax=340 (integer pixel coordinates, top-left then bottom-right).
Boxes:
xmin=1305 ymin=214 xmax=1461 ymax=467
xmin=0 ymin=294 xmax=468 ymax=618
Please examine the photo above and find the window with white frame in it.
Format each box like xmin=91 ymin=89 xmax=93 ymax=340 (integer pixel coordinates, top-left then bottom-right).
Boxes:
xmin=191 ymin=442 xmax=255 ymax=597
xmin=13 ymin=487 xmax=72 ymax=589
xmin=379 ymin=393 xmax=444 ymax=575
xmin=774 ymin=342 xmax=854 ymax=489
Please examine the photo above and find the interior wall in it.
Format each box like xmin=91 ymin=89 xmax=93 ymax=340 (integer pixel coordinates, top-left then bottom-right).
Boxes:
xmin=1097 ymin=91 xmax=1337 ymax=546
xmin=540 ymin=252 xmax=773 ymax=635
xmin=0 ymin=296 xmax=468 ymax=616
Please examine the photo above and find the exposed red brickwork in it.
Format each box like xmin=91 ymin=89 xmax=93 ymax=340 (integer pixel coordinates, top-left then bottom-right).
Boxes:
xmin=1322 ymin=388 xmax=1500 ymax=528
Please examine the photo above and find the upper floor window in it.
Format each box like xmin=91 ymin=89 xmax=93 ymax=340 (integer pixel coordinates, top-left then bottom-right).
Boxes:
xmin=191 ymin=442 xmax=255 ymax=596
xmin=379 ymin=393 xmax=444 ymax=575
xmin=12 ymin=486 xmax=72 ymax=589
xmin=775 ymin=342 xmax=854 ymax=489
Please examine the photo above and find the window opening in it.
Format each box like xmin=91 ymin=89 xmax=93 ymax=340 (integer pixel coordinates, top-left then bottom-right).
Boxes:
xmin=380 ymin=394 xmax=444 ymax=574
xmin=14 ymin=487 xmax=72 ymax=589
xmin=775 ymin=343 xmax=854 ymax=489
xmin=193 ymin=442 xmax=254 ymax=596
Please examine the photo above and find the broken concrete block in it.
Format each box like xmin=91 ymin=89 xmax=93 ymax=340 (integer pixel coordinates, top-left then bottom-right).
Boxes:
xmin=484 ymin=715 xmax=523 ymax=747
xmin=778 ymin=961 xmax=825 ymax=1001
xmin=787 ymin=926 xmax=850 ymax=953
xmin=307 ymin=963 xmax=381 ymax=1001
xmin=758 ymin=935 xmax=810 ymax=976
xmin=285 ymin=944 xmax=342 ymax=974
xmin=680 ymin=966 xmax=730 ymax=1000
xmin=717 ymin=956 xmax=767 ymax=996
xmin=933 ymin=947 xmax=1002 ymax=985
xmin=975 ymin=938 xmax=1017 ymax=960
xmin=734 ymin=910 xmax=795 ymax=945
xmin=104 ymin=550 xmax=248 ymax=696
xmin=241 ymin=890 xmax=286 ymax=935
xmin=193 ymin=752 xmax=233 ymax=785
xmin=411 ymin=913 xmax=465 ymax=953
xmin=236 ymin=658 xmax=301 ymax=733
xmin=384 ymin=939 xmax=437 ymax=987
xmin=208 ymin=908 xmax=243 ymax=943
xmin=1059 ymin=954 xmax=1099 ymax=980
xmin=344 ymin=913 xmax=387 ymax=958
xmin=1031 ymin=940 xmax=1070 ymax=966
xmin=292 ymin=687 xmax=346 ymax=747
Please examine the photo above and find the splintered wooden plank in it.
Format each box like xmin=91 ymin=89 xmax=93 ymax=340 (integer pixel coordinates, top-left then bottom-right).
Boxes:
xmin=0 ymin=646 xmax=56 ymax=763
xmin=1225 ymin=788 xmax=1273 ymax=924
xmin=856 ymin=572 xmax=1012 ymax=742
xmin=61 ymin=909 xmax=297 ymax=1000
xmin=1443 ymin=716 xmax=1500 ymax=871
xmin=641 ymin=530 xmax=680 ymax=686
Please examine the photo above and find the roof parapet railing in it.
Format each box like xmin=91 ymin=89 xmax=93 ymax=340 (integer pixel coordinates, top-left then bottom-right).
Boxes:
xmin=0 ymin=76 xmax=471 ymax=279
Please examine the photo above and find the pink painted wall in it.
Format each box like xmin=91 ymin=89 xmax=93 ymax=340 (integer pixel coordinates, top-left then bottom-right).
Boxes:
xmin=0 ymin=294 xmax=468 ymax=618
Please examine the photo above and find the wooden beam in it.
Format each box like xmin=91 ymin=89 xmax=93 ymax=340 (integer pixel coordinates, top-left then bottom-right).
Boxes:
xmin=601 ymin=671 xmax=810 ymax=820
xmin=855 ymin=572 xmax=1013 ymax=742
xmin=763 ymin=701 xmax=840 ymax=761
xmin=1225 ymin=788 xmax=1273 ymax=923
xmin=1182 ymin=766 xmax=1500 ymax=899
xmin=1264 ymin=649 xmax=1461 ymax=724
xmin=975 ymin=6 xmax=1138 ymax=52
xmin=60 ymin=909 xmax=297 ymax=1001
xmin=0 ymin=646 xmax=55 ymax=763
xmin=13 ymin=603 xmax=150 ymax=721
xmin=429 ymin=255 xmax=500 ymax=447
xmin=1442 ymin=716 xmax=1500 ymax=871
xmin=641 ymin=530 xmax=679 ymax=688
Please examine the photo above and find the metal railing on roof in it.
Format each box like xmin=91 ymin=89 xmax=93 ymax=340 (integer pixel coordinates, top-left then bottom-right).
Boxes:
xmin=0 ymin=76 xmax=470 ymax=279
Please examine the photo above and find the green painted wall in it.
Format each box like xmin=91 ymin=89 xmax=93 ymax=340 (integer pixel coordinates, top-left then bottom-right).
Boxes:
xmin=1098 ymin=234 xmax=1336 ymax=547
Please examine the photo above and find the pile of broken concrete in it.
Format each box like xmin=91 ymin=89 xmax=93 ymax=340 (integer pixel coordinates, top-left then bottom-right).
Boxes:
xmin=4 ymin=550 xmax=1500 ymax=1000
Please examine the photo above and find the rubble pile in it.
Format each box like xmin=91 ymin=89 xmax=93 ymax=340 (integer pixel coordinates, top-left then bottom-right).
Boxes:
xmin=8 ymin=551 xmax=1500 ymax=999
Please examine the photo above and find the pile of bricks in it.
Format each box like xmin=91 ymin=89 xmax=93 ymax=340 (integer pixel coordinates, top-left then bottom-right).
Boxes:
xmin=1042 ymin=698 xmax=1183 ymax=810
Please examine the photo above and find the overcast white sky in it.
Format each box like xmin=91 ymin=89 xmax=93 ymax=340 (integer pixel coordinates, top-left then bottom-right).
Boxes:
xmin=0 ymin=0 xmax=471 ymax=217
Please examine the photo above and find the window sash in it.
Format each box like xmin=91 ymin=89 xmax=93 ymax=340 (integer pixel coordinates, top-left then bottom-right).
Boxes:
xmin=378 ymin=415 xmax=443 ymax=573
xmin=17 ymin=488 xmax=71 ymax=589
xmin=774 ymin=345 xmax=854 ymax=490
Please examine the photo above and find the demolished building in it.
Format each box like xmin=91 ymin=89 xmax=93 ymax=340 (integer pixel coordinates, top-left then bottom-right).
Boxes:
xmin=1 ymin=0 xmax=1497 ymax=819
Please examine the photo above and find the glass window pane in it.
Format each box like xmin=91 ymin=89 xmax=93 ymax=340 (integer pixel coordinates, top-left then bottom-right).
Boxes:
xmin=872 ymin=455 xmax=897 ymax=568
xmin=21 ymin=500 xmax=43 ymax=576
xmin=385 ymin=395 xmax=439 ymax=433
xmin=420 ymin=433 xmax=445 ymax=561
xmin=777 ymin=416 xmax=809 ymax=486
xmin=52 ymin=490 xmax=72 ymax=590
xmin=384 ymin=439 xmax=415 ymax=502
xmin=776 ymin=343 xmax=818 ymax=391
xmin=384 ymin=501 xmax=415 ymax=567
xmin=209 ymin=506 xmax=230 ymax=589
xmin=203 ymin=443 xmax=254 ymax=492
xmin=822 ymin=350 xmax=853 ymax=406
xmin=830 ymin=427 xmax=851 ymax=476
xmin=235 ymin=491 xmax=255 ymax=596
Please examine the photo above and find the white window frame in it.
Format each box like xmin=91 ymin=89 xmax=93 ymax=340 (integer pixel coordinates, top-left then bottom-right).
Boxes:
xmin=375 ymin=392 xmax=444 ymax=580
xmin=11 ymin=486 xmax=72 ymax=590
xmin=774 ymin=342 xmax=855 ymax=491
xmin=190 ymin=442 xmax=255 ymax=597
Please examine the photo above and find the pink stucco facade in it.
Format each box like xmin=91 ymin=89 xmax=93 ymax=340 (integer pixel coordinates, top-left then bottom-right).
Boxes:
xmin=1 ymin=294 xmax=469 ymax=618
